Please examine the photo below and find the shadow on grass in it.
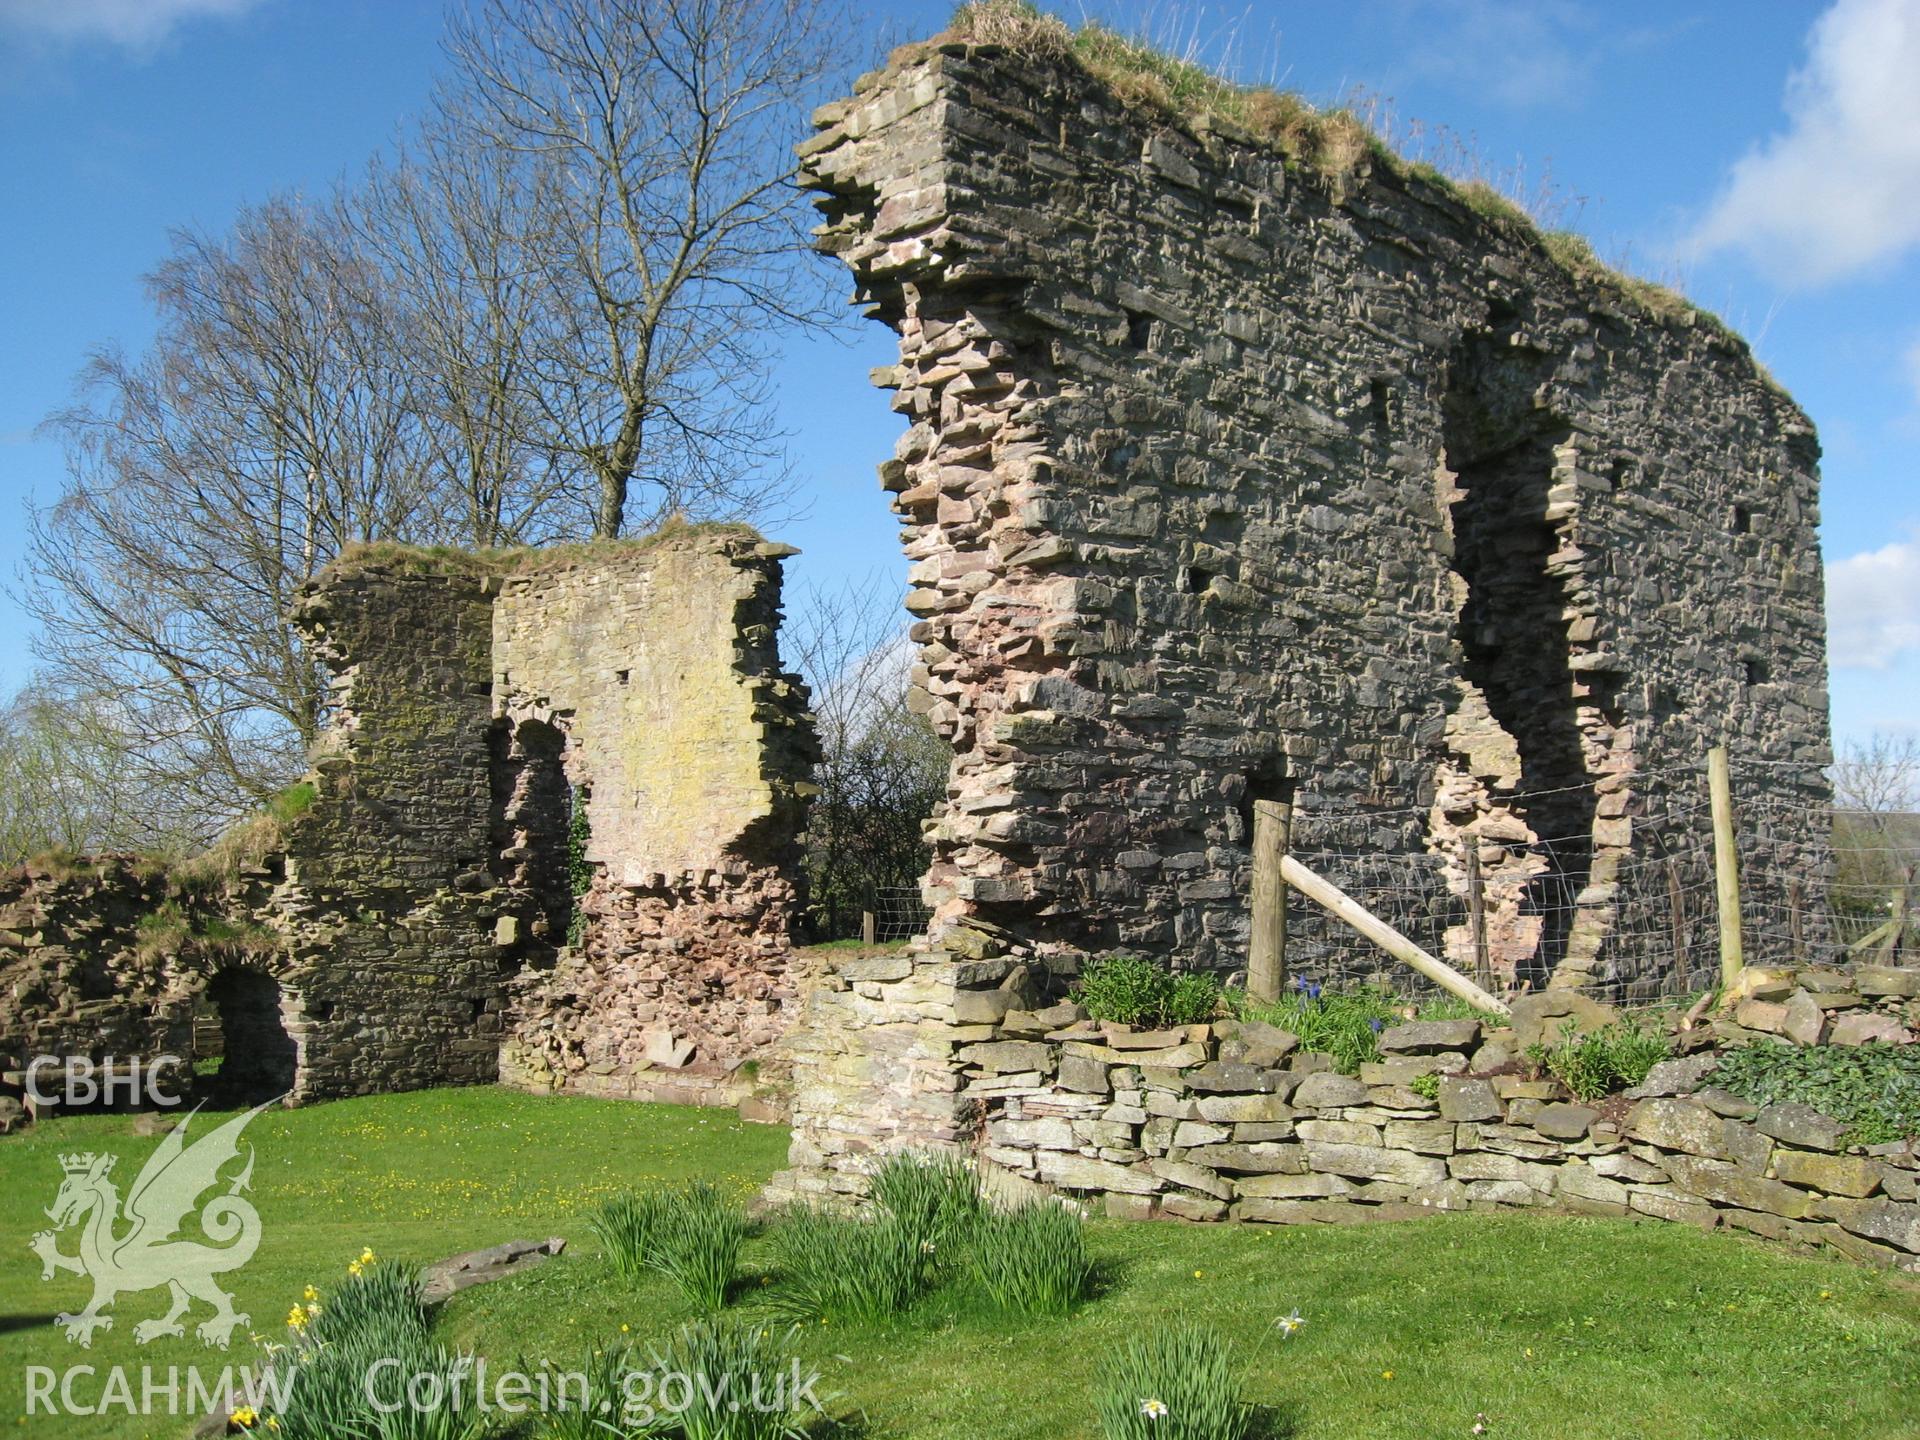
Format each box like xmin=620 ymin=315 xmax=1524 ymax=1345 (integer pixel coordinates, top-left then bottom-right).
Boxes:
xmin=1248 ymin=1399 xmax=1302 ymax=1439
xmin=0 ymin=1313 xmax=60 ymax=1335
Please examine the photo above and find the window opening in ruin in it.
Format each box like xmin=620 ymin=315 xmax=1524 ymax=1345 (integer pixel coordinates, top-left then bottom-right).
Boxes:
xmin=202 ymin=968 xmax=297 ymax=1105
xmin=1181 ymin=566 xmax=1213 ymax=594
xmin=1744 ymin=658 xmax=1770 ymax=687
xmin=1124 ymin=309 xmax=1152 ymax=349
xmin=1732 ymin=504 xmax=1752 ymax=535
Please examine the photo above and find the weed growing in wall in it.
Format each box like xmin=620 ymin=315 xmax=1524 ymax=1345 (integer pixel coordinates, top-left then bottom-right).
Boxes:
xmin=1076 ymin=953 xmax=1223 ymax=1028
xmin=1525 ymin=1022 xmax=1670 ymax=1102
xmin=565 ymin=786 xmax=592 ymax=948
xmin=1708 ymin=1040 xmax=1920 ymax=1144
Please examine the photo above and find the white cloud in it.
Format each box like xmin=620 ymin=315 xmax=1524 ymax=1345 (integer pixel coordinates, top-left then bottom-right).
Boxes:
xmin=1828 ymin=537 xmax=1920 ymax=669
xmin=0 ymin=0 xmax=263 ymax=50
xmin=1690 ymin=0 xmax=1920 ymax=287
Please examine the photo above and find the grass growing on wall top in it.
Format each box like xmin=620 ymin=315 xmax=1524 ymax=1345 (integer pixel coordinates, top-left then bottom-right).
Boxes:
xmin=939 ymin=1 xmax=1746 ymax=353
xmin=326 ymin=515 xmax=768 ymax=581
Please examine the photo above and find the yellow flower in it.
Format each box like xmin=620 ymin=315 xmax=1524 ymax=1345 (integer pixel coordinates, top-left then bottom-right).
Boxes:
xmin=1382 ymin=1370 xmax=1394 ymax=1381
xmin=303 ymin=1286 xmax=319 ymax=1303
xmin=1523 ymin=1348 xmax=1534 ymax=1360
xmin=286 ymin=1304 xmax=308 ymax=1331
xmin=620 ymin=1323 xmax=630 ymax=1333
xmin=1192 ymin=1270 xmax=1204 ymax=1279
xmin=229 ymin=1405 xmax=258 ymax=1430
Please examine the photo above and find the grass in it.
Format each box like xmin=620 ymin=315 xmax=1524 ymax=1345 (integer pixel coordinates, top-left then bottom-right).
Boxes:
xmin=327 ymin=516 xmax=766 ymax=581
xmin=4 ymin=1088 xmax=1918 ymax=1438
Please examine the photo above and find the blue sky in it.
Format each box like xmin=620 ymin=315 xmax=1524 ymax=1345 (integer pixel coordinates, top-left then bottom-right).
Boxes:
xmin=1 ymin=0 xmax=1915 ymax=750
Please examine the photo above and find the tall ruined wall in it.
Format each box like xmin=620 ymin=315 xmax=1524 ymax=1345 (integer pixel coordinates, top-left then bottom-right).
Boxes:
xmin=800 ymin=38 xmax=1831 ymax=994
xmin=0 ymin=533 xmax=817 ymax=1118
xmin=279 ymin=561 xmax=510 ymax=1100
xmin=496 ymin=536 xmax=819 ymax=1101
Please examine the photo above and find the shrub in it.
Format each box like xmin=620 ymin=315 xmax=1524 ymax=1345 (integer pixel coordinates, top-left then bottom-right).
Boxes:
xmin=534 ymin=1325 xmax=820 ymax=1440
xmin=765 ymin=1205 xmax=928 ymax=1325
xmin=650 ymin=1182 xmax=749 ymax=1310
xmin=1077 ymin=952 xmax=1222 ymax=1028
xmin=968 ymin=1199 xmax=1092 ymax=1317
xmin=1526 ymin=1022 xmax=1669 ymax=1101
xmin=637 ymin=1319 xmax=821 ymax=1440
xmin=1707 ymin=1039 xmax=1920 ymax=1144
xmin=592 ymin=1184 xmax=747 ymax=1308
xmin=1094 ymin=1324 xmax=1252 ymax=1440
xmin=1409 ymin=1070 xmax=1441 ymax=1101
xmin=868 ymin=1150 xmax=986 ymax=1255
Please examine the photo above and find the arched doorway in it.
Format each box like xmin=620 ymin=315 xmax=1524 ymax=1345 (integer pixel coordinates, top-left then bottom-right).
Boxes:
xmin=201 ymin=968 xmax=297 ymax=1105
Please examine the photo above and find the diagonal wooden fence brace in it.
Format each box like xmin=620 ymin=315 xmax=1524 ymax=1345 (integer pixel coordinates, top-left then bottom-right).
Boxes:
xmin=1278 ymin=853 xmax=1511 ymax=1017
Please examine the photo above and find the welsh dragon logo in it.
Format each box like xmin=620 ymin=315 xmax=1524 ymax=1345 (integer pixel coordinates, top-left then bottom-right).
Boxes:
xmin=29 ymin=1101 xmax=272 ymax=1348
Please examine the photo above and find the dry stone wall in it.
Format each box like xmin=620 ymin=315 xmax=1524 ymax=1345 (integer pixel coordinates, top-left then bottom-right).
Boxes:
xmin=800 ymin=39 xmax=1830 ymax=994
xmin=776 ymin=939 xmax=1920 ymax=1272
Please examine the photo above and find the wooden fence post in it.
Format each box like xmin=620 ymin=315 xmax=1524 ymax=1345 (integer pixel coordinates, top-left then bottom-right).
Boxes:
xmin=1248 ymin=797 xmax=1291 ymax=1003
xmin=1708 ymin=745 xmax=1743 ymax=987
xmin=1464 ymin=845 xmax=1491 ymax=990
xmin=861 ymin=910 xmax=877 ymax=946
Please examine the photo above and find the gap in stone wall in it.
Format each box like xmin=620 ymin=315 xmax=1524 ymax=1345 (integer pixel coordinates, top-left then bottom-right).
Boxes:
xmin=203 ymin=967 xmax=298 ymax=1105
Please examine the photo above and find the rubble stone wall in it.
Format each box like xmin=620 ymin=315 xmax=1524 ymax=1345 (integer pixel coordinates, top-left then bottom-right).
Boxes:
xmin=800 ymin=40 xmax=1831 ymax=994
xmin=771 ymin=33 xmax=1837 ymax=1210
xmin=279 ymin=561 xmax=509 ymax=1100
xmin=495 ymin=537 xmax=818 ymax=1101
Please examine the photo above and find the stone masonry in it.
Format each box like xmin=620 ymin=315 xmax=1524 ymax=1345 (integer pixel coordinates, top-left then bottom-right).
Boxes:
xmin=0 ymin=528 xmax=816 ymax=1112
xmin=768 ymin=30 xmax=1834 ymax=1202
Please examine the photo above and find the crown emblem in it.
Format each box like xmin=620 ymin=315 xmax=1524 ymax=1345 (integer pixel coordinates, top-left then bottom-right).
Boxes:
xmin=59 ymin=1152 xmax=110 ymax=1175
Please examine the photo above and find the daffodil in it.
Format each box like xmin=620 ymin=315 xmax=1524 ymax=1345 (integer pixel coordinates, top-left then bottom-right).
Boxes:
xmin=1273 ymin=1310 xmax=1305 ymax=1337
xmin=1139 ymin=1398 xmax=1169 ymax=1420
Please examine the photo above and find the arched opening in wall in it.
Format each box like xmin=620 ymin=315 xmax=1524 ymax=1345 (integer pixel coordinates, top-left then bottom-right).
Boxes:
xmin=1443 ymin=340 xmax=1610 ymax=987
xmin=489 ymin=714 xmax=575 ymax=960
xmin=201 ymin=968 xmax=296 ymax=1105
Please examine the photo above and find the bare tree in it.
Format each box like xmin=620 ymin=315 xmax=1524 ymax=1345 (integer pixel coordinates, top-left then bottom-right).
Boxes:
xmin=1830 ymin=733 xmax=1920 ymax=949
xmin=27 ymin=198 xmax=448 ymax=826
xmin=787 ymin=575 xmax=949 ymax=940
xmin=27 ymin=0 xmax=863 ymax=841
xmin=0 ymin=680 xmax=202 ymax=864
xmin=443 ymin=0 xmax=851 ymax=536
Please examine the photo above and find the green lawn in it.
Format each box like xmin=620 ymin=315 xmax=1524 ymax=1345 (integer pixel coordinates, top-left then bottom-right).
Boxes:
xmin=3 ymin=1088 xmax=1917 ymax=1440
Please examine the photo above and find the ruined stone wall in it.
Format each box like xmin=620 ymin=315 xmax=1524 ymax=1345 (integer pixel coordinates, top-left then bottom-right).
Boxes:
xmin=801 ymin=40 xmax=1830 ymax=995
xmin=278 ymin=561 xmax=510 ymax=1100
xmin=0 ymin=533 xmax=817 ymax=1116
xmin=495 ymin=536 xmax=818 ymax=1100
xmin=768 ymin=33 xmax=1834 ymax=1206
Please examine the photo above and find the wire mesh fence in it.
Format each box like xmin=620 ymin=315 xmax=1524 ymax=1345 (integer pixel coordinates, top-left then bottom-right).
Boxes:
xmin=871 ymin=885 xmax=931 ymax=942
xmin=1279 ymin=754 xmax=1913 ymax=1004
